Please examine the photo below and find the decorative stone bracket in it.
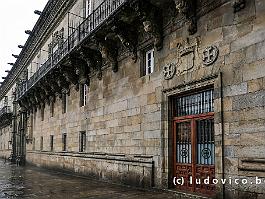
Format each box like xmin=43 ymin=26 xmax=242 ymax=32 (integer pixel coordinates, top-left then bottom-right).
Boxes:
xmin=55 ymin=73 xmax=70 ymax=97
xmin=92 ymin=36 xmax=118 ymax=73
xmin=60 ymin=58 xmax=80 ymax=91
xmin=18 ymin=97 xmax=30 ymax=111
xmin=28 ymin=90 xmax=39 ymax=110
xmin=78 ymin=47 xmax=103 ymax=81
xmin=109 ymin=20 xmax=138 ymax=62
xmin=133 ymin=0 xmax=163 ymax=50
xmin=233 ymin=0 xmax=246 ymax=13
xmin=44 ymin=75 xmax=62 ymax=96
xmin=173 ymin=0 xmax=197 ymax=35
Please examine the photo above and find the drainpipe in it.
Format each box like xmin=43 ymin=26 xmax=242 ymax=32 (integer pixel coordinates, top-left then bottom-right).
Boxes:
xmin=220 ymin=72 xmax=225 ymax=199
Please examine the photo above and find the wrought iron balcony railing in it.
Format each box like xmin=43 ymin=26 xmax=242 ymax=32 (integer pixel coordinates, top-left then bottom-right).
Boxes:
xmin=16 ymin=0 xmax=127 ymax=99
xmin=0 ymin=106 xmax=11 ymax=117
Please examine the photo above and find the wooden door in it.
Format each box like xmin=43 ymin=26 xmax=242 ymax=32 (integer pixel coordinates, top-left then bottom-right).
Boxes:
xmin=172 ymin=89 xmax=215 ymax=196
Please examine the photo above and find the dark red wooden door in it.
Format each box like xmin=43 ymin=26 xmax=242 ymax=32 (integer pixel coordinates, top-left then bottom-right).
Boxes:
xmin=172 ymin=89 xmax=215 ymax=195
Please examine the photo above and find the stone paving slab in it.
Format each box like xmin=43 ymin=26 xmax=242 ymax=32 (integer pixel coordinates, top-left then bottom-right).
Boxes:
xmin=0 ymin=160 xmax=176 ymax=199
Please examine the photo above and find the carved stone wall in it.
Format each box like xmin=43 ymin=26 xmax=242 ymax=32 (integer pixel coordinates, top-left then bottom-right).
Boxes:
xmin=0 ymin=0 xmax=265 ymax=198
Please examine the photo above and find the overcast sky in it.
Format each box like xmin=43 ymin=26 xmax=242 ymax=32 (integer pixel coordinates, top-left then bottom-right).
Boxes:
xmin=0 ymin=0 xmax=48 ymax=82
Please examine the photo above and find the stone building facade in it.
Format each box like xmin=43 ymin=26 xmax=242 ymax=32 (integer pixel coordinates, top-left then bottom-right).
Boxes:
xmin=0 ymin=0 xmax=264 ymax=198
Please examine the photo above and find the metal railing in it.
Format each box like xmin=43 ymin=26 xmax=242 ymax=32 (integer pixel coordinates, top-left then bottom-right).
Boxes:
xmin=0 ymin=106 xmax=11 ymax=117
xmin=17 ymin=0 xmax=126 ymax=99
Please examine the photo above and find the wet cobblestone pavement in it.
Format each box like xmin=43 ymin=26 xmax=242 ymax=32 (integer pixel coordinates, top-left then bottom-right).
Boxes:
xmin=0 ymin=159 xmax=176 ymax=199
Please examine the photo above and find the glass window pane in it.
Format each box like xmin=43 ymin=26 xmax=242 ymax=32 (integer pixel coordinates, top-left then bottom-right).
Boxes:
xmin=196 ymin=118 xmax=214 ymax=165
xmin=176 ymin=122 xmax=192 ymax=164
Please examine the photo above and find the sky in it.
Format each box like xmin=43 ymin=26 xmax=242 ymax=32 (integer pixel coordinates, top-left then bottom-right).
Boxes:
xmin=0 ymin=0 xmax=48 ymax=82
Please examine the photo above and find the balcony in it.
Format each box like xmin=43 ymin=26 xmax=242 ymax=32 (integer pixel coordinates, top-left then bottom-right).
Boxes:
xmin=0 ymin=106 xmax=12 ymax=127
xmin=17 ymin=0 xmax=127 ymax=99
xmin=16 ymin=0 xmax=165 ymax=109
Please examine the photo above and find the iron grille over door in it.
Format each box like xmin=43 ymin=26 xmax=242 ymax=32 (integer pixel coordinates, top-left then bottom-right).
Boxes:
xmin=197 ymin=119 xmax=215 ymax=165
xmin=176 ymin=122 xmax=192 ymax=164
xmin=173 ymin=88 xmax=215 ymax=196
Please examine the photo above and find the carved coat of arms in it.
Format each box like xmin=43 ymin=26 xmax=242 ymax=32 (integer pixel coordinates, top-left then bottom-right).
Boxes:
xmin=163 ymin=38 xmax=197 ymax=80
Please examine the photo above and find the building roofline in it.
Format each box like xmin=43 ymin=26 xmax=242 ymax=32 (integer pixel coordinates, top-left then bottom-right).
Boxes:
xmin=0 ymin=0 xmax=77 ymax=100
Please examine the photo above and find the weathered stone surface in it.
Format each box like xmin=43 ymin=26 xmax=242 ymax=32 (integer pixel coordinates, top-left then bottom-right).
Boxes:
xmin=223 ymin=82 xmax=248 ymax=97
xmin=0 ymin=0 xmax=265 ymax=198
xmin=248 ymin=78 xmax=263 ymax=93
xmin=231 ymin=28 xmax=265 ymax=52
xmin=232 ymin=90 xmax=265 ymax=110
xmin=243 ymin=59 xmax=265 ymax=81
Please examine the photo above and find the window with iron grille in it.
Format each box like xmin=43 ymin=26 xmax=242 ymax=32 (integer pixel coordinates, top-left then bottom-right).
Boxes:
xmin=174 ymin=89 xmax=214 ymax=117
xmin=50 ymin=135 xmax=54 ymax=152
xmin=196 ymin=118 xmax=214 ymax=165
xmin=62 ymin=133 xmax=67 ymax=151
xmin=79 ymin=131 xmax=86 ymax=152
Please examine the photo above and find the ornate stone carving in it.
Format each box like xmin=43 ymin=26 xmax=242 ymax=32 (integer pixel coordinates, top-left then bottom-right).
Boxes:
xmin=31 ymin=86 xmax=46 ymax=109
xmin=110 ymin=21 xmax=138 ymax=62
xmin=60 ymin=56 xmax=81 ymax=90
xmin=133 ymin=0 xmax=163 ymax=50
xmin=49 ymin=95 xmax=56 ymax=104
xmin=163 ymin=38 xmax=198 ymax=79
xmin=92 ymin=36 xmax=118 ymax=73
xmin=202 ymin=46 xmax=219 ymax=66
xmin=18 ymin=97 xmax=29 ymax=110
xmin=56 ymin=73 xmax=70 ymax=94
xmin=233 ymin=0 xmax=246 ymax=13
xmin=28 ymin=91 xmax=37 ymax=110
xmin=39 ymin=82 xmax=54 ymax=105
xmin=163 ymin=63 xmax=176 ymax=80
xmin=44 ymin=75 xmax=61 ymax=95
xmin=78 ymin=47 xmax=102 ymax=81
xmin=174 ymin=0 xmax=197 ymax=35
xmin=62 ymin=67 xmax=79 ymax=90
xmin=175 ymin=39 xmax=196 ymax=75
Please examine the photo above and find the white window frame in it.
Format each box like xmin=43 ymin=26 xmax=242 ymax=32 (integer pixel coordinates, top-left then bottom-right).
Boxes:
xmin=83 ymin=84 xmax=87 ymax=106
xmin=80 ymin=84 xmax=88 ymax=107
xmin=145 ymin=48 xmax=155 ymax=75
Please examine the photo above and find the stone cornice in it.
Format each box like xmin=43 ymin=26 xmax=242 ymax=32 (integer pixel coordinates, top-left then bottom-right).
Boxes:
xmin=0 ymin=0 xmax=77 ymax=100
